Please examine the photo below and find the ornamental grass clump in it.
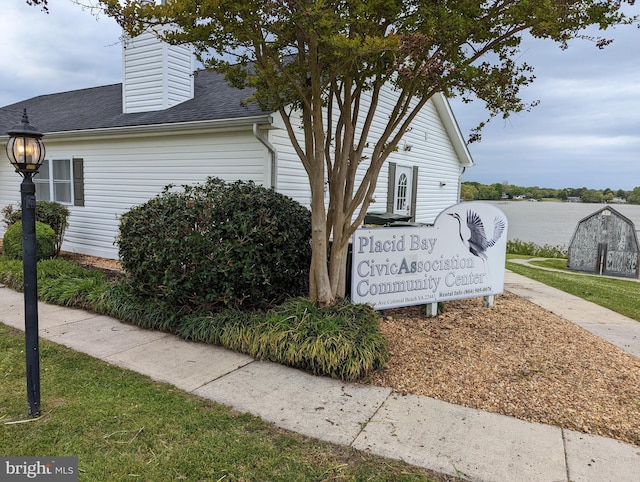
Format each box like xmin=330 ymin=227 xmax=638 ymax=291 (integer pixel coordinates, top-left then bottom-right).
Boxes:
xmin=96 ymin=285 xmax=388 ymax=381
xmin=177 ymin=298 xmax=389 ymax=381
xmin=117 ymin=177 xmax=312 ymax=311
xmin=0 ymin=256 xmax=111 ymax=309
xmin=258 ymin=298 xmax=389 ymax=380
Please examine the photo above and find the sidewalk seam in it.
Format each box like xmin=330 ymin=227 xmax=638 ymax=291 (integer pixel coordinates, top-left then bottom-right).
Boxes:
xmin=348 ymin=390 xmax=393 ymax=447
xmin=561 ymin=428 xmax=571 ymax=482
xmin=189 ymin=359 xmax=257 ymax=393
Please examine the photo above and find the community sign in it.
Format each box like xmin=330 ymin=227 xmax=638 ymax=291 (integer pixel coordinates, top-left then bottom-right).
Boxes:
xmin=351 ymin=202 xmax=508 ymax=309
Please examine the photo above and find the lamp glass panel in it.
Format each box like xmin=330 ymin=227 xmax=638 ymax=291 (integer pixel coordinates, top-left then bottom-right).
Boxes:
xmin=9 ymin=137 xmax=43 ymax=168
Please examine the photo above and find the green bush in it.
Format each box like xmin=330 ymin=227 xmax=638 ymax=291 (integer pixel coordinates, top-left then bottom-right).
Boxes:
xmin=2 ymin=201 xmax=69 ymax=255
xmin=118 ymin=177 xmax=312 ymax=310
xmin=506 ymin=239 xmax=567 ymax=258
xmin=35 ymin=201 xmax=70 ymax=255
xmin=1 ymin=204 xmax=21 ymax=227
xmin=3 ymin=221 xmax=56 ymax=261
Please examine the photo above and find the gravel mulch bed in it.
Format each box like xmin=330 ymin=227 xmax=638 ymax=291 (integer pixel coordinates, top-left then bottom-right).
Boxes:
xmin=367 ymin=292 xmax=640 ymax=447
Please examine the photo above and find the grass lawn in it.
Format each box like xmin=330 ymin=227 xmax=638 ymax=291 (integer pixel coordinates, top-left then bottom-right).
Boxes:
xmin=506 ymin=258 xmax=640 ymax=322
xmin=0 ymin=324 xmax=443 ymax=482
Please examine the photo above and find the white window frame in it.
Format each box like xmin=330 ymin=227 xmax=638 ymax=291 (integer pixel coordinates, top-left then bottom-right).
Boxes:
xmin=396 ymin=172 xmax=408 ymax=211
xmin=393 ymin=165 xmax=413 ymax=216
xmin=34 ymin=157 xmax=75 ymax=205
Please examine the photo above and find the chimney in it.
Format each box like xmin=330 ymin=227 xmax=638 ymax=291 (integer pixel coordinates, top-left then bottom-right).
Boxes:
xmin=122 ymin=26 xmax=194 ymax=114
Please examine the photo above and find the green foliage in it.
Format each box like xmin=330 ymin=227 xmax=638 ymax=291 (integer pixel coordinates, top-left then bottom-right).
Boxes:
xmin=461 ymin=182 xmax=631 ymax=202
xmin=0 ymin=257 xmax=24 ymax=287
xmin=3 ymin=201 xmax=70 ymax=255
xmin=460 ymin=183 xmax=478 ymax=201
xmin=2 ymin=221 xmax=56 ymax=261
xmin=105 ymin=0 xmax=633 ymax=127
xmin=626 ymin=186 xmax=640 ymax=204
xmin=580 ymin=189 xmax=605 ymax=203
xmin=100 ymin=285 xmax=388 ymax=381
xmin=35 ymin=201 xmax=70 ymax=255
xmin=118 ymin=177 xmax=312 ymax=310
xmin=100 ymin=0 xmax=633 ymax=304
xmin=177 ymin=298 xmax=389 ymax=381
xmin=506 ymin=239 xmax=567 ymax=258
xmin=37 ymin=259 xmax=110 ymax=309
xmin=1 ymin=204 xmax=22 ymax=227
xmin=0 ymin=256 xmax=110 ymax=306
xmin=477 ymin=184 xmax=500 ymax=200
xmin=0 ymin=254 xmax=388 ymax=381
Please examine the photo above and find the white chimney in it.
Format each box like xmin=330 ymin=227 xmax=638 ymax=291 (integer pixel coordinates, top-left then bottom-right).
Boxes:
xmin=122 ymin=27 xmax=194 ymax=114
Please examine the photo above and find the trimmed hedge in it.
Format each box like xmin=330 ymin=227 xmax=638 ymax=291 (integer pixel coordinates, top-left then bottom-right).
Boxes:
xmin=3 ymin=221 xmax=56 ymax=261
xmin=2 ymin=201 xmax=69 ymax=256
xmin=118 ymin=177 xmax=312 ymax=310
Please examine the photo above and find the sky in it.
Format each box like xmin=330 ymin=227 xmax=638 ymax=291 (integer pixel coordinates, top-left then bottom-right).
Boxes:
xmin=1 ymin=0 xmax=639 ymax=190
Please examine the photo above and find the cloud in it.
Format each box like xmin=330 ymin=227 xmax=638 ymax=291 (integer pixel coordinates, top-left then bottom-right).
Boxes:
xmin=456 ymin=20 xmax=640 ymax=190
xmin=0 ymin=0 xmax=122 ymax=106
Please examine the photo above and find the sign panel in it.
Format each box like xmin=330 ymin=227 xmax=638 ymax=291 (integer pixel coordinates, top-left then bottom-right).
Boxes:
xmin=351 ymin=202 xmax=508 ymax=309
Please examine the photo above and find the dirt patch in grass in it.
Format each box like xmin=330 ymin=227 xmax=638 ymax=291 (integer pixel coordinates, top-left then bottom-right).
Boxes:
xmin=368 ymin=292 xmax=640 ymax=447
xmin=59 ymin=251 xmax=122 ymax=271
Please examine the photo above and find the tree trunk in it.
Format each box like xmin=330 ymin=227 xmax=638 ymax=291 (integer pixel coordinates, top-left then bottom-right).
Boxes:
xmin=328 ymin=236 xmax=349 ymax=299
xmin=309 ymin=174 xmax=333 ymax=305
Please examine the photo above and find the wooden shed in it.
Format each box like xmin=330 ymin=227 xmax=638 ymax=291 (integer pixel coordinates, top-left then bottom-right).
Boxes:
xmin=567 ymin=207 xmax=640 ymax=278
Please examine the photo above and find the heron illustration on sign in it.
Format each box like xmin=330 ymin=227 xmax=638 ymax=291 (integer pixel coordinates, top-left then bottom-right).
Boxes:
xmin=448 ymin=210 xmax=506 ymax=261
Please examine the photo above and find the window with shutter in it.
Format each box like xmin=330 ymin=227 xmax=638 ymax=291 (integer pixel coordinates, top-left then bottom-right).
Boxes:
xmin=32 ymin=157 xmax=84 ymax=207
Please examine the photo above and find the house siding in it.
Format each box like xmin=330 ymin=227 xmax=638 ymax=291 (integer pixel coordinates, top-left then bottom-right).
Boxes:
xmin=1 ymin=79 xmax=470 ymax=261
xmin=271 ymin=87 xmax=466 ymax=225
xmin=1 ymin=129 xmax=269 ymax=259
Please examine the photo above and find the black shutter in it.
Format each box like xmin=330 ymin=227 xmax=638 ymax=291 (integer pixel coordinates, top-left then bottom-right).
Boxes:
xmin=387 ymin=162 xmax=396 ymax=212
xmin=73 ymin=158 xmax=84 ymax=207
xmin=411 ymin=166 xmax=418 ymax=221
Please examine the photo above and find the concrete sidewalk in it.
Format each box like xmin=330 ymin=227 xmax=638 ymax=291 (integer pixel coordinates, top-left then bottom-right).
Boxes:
xmin=1 ymin=273 xmax=639 ymax=482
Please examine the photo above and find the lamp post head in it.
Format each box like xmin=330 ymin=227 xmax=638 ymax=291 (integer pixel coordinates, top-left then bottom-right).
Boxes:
xmin=6 ymin=109 xmax=46 ymax=177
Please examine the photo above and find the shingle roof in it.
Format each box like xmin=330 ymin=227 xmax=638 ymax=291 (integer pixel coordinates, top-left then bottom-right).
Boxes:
xmin=0 ymin=69 xmax=270 ymax=135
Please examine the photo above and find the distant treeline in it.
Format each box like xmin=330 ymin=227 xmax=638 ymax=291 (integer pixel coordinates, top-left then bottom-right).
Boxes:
xmin=462 ymin=182 xmax=640 ymax=204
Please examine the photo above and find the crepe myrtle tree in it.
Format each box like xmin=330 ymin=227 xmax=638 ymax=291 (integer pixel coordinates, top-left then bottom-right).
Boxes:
xmin=97 ymin=0 xmax=636 ymax=305
xmin=25 ymin=0 xmax=48 ymax=11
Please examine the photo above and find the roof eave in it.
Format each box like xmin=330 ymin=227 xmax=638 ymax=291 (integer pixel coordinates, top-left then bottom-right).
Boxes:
xmin=431 ymin=92 xmax=475 ymax=168
xmin=0 ymin=114 xmax=275 ymax=142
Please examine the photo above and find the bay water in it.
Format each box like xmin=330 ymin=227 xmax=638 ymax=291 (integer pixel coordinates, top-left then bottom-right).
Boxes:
xmin=485 ymin=201 xmax=640 ymax=248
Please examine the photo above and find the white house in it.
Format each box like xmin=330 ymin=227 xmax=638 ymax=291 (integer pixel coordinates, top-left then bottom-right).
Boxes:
xmin=0 ymin=32 xmax=474 ymax=260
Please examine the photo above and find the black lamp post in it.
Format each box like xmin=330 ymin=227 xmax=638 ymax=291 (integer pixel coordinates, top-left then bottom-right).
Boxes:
xmin=6 ymin=109 xmax=46 ymax=417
